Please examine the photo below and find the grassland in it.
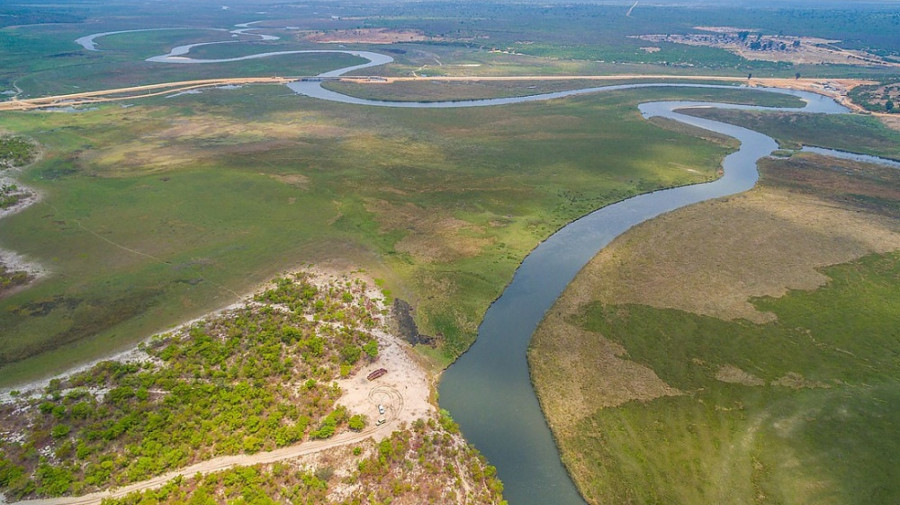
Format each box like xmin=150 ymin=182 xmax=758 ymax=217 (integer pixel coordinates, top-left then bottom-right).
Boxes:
xmin=529 ymin=151 xmax=900 ymax=504
xmin=1 ymin=84 xmax=807 ymax=385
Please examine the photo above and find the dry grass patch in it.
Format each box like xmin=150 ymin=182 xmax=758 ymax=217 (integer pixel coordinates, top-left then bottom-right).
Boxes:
xmin=365 ymin=199 xmax=493 ymax=263
xmin=83 ymin=112 xmax=351 ymax=175
xmin=880 ymin=114 xmax=900 ymax=132
xmin=715 ymin=364 xmax=764 ymax=386
xmin=561 ymin=184 xmax=899 ymax=324
xmin=303 ymin=28 xmax=428 ymax=44
xmin=528 ymin=317 xmax=681 ymax=434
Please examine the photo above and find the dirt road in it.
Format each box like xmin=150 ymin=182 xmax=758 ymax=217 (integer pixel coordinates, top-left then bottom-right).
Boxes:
xmin=0 ymin=77 xmax=293 ymax=111
xmin=9 ymin=420 xmax=389 ymax=505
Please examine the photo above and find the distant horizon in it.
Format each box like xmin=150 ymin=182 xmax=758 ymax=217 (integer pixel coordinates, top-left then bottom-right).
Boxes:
xmin=6 ymin=0 xmax=900 ymax=6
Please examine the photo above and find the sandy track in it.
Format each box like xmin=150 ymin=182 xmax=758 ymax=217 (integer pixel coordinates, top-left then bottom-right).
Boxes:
xmin=11 ymin=422 xmax=390 ymax=505
xmin=0 ymin=77 xmax=293 ymax=111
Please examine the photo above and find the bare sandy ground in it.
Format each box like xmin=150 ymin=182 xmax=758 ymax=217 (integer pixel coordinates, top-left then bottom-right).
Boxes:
xmin=301 ymin=266 xmax=435 ymax=428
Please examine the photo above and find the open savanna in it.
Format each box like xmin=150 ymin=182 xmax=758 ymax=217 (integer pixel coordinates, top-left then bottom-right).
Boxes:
xmin=529 ymin=150 xmax=900 ymax=504
xmin=0 ymin=84 xmax=800 ymax=385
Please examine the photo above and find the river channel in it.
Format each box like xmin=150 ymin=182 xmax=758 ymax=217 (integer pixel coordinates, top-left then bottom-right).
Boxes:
xmin=285 ymin=54 xmax=848 ymax=505
xmin=88 ymin=29 xmax=873 ymax=505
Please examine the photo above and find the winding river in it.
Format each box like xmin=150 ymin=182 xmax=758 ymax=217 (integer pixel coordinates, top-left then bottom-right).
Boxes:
xmin=76 ymin=28 xmax=883 ymax=505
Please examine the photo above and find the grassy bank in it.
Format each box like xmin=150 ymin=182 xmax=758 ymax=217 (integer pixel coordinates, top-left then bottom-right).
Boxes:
xmin=529 ymin=151 xmax=900 ymax=504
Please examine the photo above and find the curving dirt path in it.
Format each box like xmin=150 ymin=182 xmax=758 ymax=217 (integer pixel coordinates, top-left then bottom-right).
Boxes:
xmin=12 ymin=426 xmax=386 ymax=505
xmin=9 ymin=384 xmax=403 ymax=505
xmin=0 ymin=77 xmax=294 ymax=111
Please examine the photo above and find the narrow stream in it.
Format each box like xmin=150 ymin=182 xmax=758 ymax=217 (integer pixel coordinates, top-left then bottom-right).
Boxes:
xmin=75 ymin=31 xmax=898 ymax=504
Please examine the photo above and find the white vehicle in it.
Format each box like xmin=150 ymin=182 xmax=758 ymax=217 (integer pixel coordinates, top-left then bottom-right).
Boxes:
xmin=378 ymin=404 xmax=385 ymax=415
xmin=376 ymin=418 xmax=386 ymax=426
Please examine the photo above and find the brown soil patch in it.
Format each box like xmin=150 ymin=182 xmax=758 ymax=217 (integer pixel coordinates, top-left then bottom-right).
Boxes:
xmin=715 ymin=364 xmax=764 ymax=386
xmin=268 ymin=172 xmax=310 ymax=189
xmin=303 ymin=28 xmax=428 ymax=45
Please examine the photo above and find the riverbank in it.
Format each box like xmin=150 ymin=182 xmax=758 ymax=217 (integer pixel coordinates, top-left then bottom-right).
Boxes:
xmin=529 ymin=152 xmax=900 ymax=504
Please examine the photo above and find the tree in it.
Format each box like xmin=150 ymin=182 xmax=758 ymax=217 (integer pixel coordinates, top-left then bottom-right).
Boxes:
xmin=887 ymin=100 xmax=895 ymax=112
xmin=348 ymin=415 xmax=366 ymax=431
xmin=795 ymin=72 xmax=801 ymax=80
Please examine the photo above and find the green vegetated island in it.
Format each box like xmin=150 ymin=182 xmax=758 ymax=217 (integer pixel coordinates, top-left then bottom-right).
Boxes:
xmin=1 ymin=0 xmax=899 ymax=503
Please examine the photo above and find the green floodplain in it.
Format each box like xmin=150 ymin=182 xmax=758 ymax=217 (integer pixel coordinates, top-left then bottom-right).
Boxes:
xmin=1 ymin=0 xmax=899 ymax=503
xmin=1 ymin=83 xmax=787 ymax=383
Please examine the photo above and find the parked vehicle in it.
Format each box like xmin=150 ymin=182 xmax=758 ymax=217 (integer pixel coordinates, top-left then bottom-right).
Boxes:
xmin=367 ymin=368 xmax=388 ymax=380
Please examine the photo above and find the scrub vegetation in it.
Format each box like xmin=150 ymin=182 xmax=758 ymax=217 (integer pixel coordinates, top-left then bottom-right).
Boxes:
xmin=98 ymin=415 xmax=504 ymax=505
xmin=0 ymin=264 xmax=31 ymax=295
xmin=0 ymin=135 xmax=36 ymax=168
xmin=530 ymin=151 xmax=900 ymax=504
xmin=0 ymin=273 xmax=382 ymax=499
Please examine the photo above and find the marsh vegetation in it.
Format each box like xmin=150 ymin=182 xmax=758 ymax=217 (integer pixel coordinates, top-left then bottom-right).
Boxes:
xmin=530 ymin=149 xmax=900 ymax=505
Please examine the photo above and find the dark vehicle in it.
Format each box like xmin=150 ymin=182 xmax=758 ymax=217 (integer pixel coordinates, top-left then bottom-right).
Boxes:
xmin=367 ymin=368 xmax=387 ymax=381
